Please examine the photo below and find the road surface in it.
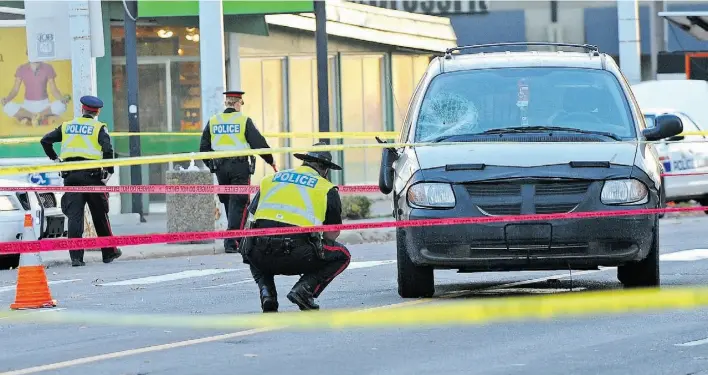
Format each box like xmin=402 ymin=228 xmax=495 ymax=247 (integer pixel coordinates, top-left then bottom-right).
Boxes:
xmin=2 ymin=216 xmax=708 ymax=375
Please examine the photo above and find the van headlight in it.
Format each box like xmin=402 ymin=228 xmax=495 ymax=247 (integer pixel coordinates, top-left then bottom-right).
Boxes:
xmin=407 ymin=183 xmax=456 ymax=208
xmin=601 ymin=179 xmax=649 ymax=205
xmin=0 ymin=196 xmax=18 ymax=211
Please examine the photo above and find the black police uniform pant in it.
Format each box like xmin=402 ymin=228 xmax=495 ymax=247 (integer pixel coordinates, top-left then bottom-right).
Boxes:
xmin=248 ymin=239 xmax=351 ymax=299
xmin=215 ymin=159 xmax=251 ymax=251
xmin=60 ymin=170 xmax=119 ymax=262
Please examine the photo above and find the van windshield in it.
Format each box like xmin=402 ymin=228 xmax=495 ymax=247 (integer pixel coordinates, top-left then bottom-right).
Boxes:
xmin=414 ymin=67 xmax=636 ymax=142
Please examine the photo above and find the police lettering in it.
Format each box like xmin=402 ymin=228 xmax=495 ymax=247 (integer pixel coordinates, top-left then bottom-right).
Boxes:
xmin=65 ymin=124 xmax=95 ymax=135
xmin=272 ymin=172 xmax=318 ymax=188
xmin=212 ymin=124 xmax=241 ymax=134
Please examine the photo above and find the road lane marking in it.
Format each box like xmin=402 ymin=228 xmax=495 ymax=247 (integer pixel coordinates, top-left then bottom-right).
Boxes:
xmin=675 ymin=337 xmax=708 ymax=347
xmin=3 ymin=248 xmax=696 ymax=373
xmin=0 ymin=308 xmax=67 ymax=322
xmin=98 ymin=269 xmax=244 ymax=286
xmin=197 ymin=279 xmax=252 ymax=289
xmin=0 ymin=279 xmax=81 ymax=294
xmin=660 ymin=249 xmax=708 ymax=262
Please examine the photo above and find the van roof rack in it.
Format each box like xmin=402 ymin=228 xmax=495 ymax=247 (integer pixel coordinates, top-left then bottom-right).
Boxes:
xmin=444 ymin=42 xmax=600 ymax=59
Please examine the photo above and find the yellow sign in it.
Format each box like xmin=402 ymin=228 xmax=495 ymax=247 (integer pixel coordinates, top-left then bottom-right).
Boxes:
xmin=0 ymin=27 xmax=73 ymax=137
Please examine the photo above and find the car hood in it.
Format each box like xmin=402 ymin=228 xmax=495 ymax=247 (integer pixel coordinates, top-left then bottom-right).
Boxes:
xmin=413 ymin=142 xmax=639 ymax=169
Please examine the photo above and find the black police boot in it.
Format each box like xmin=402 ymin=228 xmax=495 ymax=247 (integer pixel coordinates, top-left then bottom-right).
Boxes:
xmin=71 ymin=259 xmax=85 ymax=267
xmin=287 ymin=283 xmax=320 ymax=311
xmin=260 ymin=286 xmax=278 ymax=313
xmin=103 ymin=248 xmax=122 ymax=264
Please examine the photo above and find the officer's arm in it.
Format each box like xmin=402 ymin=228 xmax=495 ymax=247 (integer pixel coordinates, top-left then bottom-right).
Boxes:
xmin=244 ymin=118 xmax=275 ymax=165
xmin=323 ymin=187 xmax=342 ymax=241
xmin=247 ymin=191 xmax=260 ymax=215
xmin=40 ymin=126 xmax=62 ymax=160
xmin=97 ymin=127 xmax=115 ymax=174
xmin=199 ymin=123 xmax=212 ymax=152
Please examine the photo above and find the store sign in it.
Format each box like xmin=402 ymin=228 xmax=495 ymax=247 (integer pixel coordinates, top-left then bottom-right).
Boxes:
xmin=349 ymin=1 xmax=489 ymax=15
xmin=137 ymin=0 xmax=314 ymax=17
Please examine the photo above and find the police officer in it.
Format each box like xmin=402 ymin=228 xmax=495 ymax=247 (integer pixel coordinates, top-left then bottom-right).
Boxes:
xmin=240 ymin=142 xmax=351 ymax=312
xmin=200 ymin=90 xmax=276 ymax=253
xmin=40 ymin=95 xmax=122 ymax=267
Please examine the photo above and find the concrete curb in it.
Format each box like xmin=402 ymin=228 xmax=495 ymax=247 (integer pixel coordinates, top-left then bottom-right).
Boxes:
xmin=41 ymin=228 xmax=397 ymax=268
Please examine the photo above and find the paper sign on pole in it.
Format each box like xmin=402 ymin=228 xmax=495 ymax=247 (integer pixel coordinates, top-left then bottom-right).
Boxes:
xmin=24 ymin=0 xmax=105 ymax=62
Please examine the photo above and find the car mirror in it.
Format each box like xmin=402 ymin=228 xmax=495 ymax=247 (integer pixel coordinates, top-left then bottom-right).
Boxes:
xmin=642 ymin=114 xmax=683 ymax=141
xmin=378 ymin=147 xmax=398 ymax=195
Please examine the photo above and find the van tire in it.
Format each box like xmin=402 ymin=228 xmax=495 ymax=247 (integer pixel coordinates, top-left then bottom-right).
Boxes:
xmin=396 ymin=229 xmax=435 ymax=298
xmin=618 ymin=220 xmax=660 ymax=288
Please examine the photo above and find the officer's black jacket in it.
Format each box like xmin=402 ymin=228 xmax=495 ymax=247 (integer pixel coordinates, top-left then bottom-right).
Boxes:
xmin=199 ymin=108 xmax=274 ymax=166
xmin=247 ymin=186 xmax=343 ymax=230
xmin=40 ymin=114 xmax=115 ymax=174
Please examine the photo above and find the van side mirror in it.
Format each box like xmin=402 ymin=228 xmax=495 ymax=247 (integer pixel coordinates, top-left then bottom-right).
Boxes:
xmin=376 ymin=137 xmax=398 ymax=195
xmin=642 ymin=114 xmax=683 ymax=141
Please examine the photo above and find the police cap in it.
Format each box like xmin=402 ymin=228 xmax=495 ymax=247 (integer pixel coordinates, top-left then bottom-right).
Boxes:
xmin=294 ymin=142 xmax=342 ymax=170
xmin=80 ymin=95 xmax=103 ymax=112
xmin=224 ymin=91 xmax=245 ymax=98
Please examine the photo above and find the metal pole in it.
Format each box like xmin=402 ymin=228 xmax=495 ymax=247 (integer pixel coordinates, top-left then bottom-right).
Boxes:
xmin=124 ymin=0 xmax=144 ymax=222
xmin=314 ymin=0 xmax=331 ymax=144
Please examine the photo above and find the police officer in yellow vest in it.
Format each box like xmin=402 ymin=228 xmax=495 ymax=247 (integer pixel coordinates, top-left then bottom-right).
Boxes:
xmin=200 ymin=90 xmax=275 ymax=253
xmin=240 ymin=142 xmax=351 ymax=312
xmin=40 ymin=95 xmax=122 ymax=267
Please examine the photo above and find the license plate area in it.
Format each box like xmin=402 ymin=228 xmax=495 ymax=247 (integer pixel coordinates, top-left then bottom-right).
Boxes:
xmin=503 ymin=223 xmax=552 ymax=251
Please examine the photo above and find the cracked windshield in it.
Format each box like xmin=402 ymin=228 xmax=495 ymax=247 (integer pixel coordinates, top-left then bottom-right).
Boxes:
xmin=415 ymin=68 xmax=637 ymax=142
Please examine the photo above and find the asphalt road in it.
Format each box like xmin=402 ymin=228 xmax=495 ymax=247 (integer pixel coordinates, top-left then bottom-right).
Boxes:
xmin=2 ymin=215 xmax=708 ymax=374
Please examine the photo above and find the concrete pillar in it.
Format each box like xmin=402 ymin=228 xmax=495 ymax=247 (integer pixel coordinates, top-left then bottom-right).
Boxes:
xmin=617 ymin=0 xmax=642 ymax=84
xmin=227 ymin=32 xmax=241 ymax=90
xmin=68 ymin=1 xmax=97 ymax=115
xmin=198 ymin=0 xmax=227 ymax=231
xmin=649 ymin=1 xmax=666 ymax=80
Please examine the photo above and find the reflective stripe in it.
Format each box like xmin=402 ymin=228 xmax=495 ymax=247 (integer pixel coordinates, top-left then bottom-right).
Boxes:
xmin=257 ymin=202 xmax=322 ymax=226
xmin=210 ymin=113 xmax=249 ymax=151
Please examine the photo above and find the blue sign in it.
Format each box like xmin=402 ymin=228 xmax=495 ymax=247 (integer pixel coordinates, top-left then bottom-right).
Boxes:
xmin=28 ymin=173 xmax=56 ymax=186
xmin=212 ymin=124 xmax=241 ymax=134
xmin=65 ymin=124 xmax=95 ymax=135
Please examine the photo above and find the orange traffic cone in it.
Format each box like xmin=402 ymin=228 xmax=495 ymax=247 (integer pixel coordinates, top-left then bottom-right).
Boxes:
xmin=10 ymin=213 xmax=56 ymax=310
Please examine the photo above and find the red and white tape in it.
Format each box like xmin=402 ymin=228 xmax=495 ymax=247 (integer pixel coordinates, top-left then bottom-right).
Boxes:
xmin=0 ymin=205 xmax=705 ymax=254
xmin=0 ymin=184 xmax=382 ymax=195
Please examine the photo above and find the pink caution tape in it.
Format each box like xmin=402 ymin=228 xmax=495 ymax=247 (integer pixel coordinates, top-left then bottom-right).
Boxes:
xmin=0 ymin=205 xmax=705 ymax=254
xmin=0 ymin=184 xmax=381 ymax=195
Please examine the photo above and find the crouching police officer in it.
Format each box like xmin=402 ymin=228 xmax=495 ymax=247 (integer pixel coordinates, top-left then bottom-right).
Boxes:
xmin=200 ymin=90 xmax=276 ymax=253
xmin=240 ymin=143 xmax=351 ymax=312
xmin=40 ymin=95 xmax=122 ymax=267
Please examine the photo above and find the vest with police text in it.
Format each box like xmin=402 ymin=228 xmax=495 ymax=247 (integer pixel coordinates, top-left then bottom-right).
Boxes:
xmin=59 ymin=117 xmax=105 ymax=160
xmin=209 ymin=112 xmax=250 ymax=151
xmin=253 ymin=165 xmax=334 ymax=227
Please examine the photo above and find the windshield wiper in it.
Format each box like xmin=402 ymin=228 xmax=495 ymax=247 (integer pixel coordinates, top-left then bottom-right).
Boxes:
xmin=429 ymin=133 xmax=481 ymax=143
xmin=481 ymin=126 xmax=622 ymax=141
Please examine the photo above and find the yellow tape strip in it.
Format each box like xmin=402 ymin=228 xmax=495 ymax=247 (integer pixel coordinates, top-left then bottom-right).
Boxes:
xmin=0 ymin=131 xmax=399 ymax=145
xmin=0 ymin=141 xmax=441 ymax=176
xmin=1 ymin=286 xmax=707 ymax=330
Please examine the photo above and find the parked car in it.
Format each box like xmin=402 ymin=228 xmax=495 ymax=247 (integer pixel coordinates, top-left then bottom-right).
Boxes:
xmin=378 ymin=42 xmax=683 ymax=298
xmin=0 ymin=179 xmax=67 ymax=269
xmin=643 ymin=107 xmax=708 ymax=209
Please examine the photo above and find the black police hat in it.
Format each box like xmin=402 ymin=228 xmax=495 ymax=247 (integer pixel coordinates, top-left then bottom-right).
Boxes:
xmin=224 ymin=91 xmax=245 ymax=98
xmin=294 ymin=142 xmax=342 ymax=170
xmin=80 ymin=95 xmax=103 ymax=111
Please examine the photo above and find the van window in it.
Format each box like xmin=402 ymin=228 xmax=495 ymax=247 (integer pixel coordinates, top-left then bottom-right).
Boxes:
xmin=414 ymin=67 xmax=636 ymax=142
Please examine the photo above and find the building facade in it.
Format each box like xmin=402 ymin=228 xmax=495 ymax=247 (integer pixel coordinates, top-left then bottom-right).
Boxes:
xmin=0 ymin=1 xmax=456 ymax=214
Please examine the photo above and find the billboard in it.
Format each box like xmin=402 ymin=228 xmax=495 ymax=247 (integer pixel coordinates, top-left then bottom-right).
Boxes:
xmin=348 ymin=0 xmax=489 ymax=15
xmin=0 ymin=27 xmax=74 ymax=137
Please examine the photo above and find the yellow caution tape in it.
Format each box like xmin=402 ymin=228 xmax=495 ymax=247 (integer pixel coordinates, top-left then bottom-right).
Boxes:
xmin=1 ymin=286 xmax=707 ymax=330
xmin=0 ymin=131 xmax=399 ymax=145
xmin=0 ymin=141 xmax=424 ymax=176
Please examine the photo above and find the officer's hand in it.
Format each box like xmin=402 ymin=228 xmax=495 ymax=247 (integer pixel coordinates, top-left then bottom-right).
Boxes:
xmin=101 ymin=171 xmax=112 ymax=184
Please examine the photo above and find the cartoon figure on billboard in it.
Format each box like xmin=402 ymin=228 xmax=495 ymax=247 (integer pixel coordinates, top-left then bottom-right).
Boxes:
xmin=1 ymin=48 xmax=71 ymax=127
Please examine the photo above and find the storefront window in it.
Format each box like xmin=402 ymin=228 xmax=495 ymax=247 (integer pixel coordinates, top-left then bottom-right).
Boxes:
xmin=111 ymin=26 xmax=200 ymax=57
xmin=340 ymin=54 xmax=384 ymax=185
xmin=391 ymin=54 xmax=430 ymax=132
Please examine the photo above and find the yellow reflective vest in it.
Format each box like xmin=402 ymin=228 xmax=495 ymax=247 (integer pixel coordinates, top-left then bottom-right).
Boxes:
xmin=209 ymin=112 xmax=250 ymax=151
xmin=253 ymin=165 xmax=333 ymax=227
xmin=59 ymin=117 xmax=106 ymax=160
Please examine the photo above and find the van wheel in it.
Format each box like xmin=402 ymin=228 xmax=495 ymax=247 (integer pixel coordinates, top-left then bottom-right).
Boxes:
xmin=618 ymin=220 xmax=660 ymax=288
xmin=396 ymin=229 xmax=435 ymax=298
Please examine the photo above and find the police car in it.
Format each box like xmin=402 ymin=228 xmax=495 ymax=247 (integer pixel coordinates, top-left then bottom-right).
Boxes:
xmin=378 ymin=42 xmax=684 ymax=298
xmin=0 ymin=175 xmax=67 ymax=269
xmin=644 ymin=108 xmax=708 ymax=209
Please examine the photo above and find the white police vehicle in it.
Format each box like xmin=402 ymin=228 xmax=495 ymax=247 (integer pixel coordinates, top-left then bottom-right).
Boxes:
xmin=644 ymin=108 xmax=708 ymax=209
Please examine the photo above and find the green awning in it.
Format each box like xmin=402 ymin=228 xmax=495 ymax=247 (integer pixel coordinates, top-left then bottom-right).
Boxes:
xmin=137 ymin=0 xmax=313 ymax=17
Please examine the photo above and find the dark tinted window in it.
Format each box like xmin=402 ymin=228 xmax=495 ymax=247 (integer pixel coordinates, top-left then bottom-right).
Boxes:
xmin=415 ymin=67 xmax=636 ymax=142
